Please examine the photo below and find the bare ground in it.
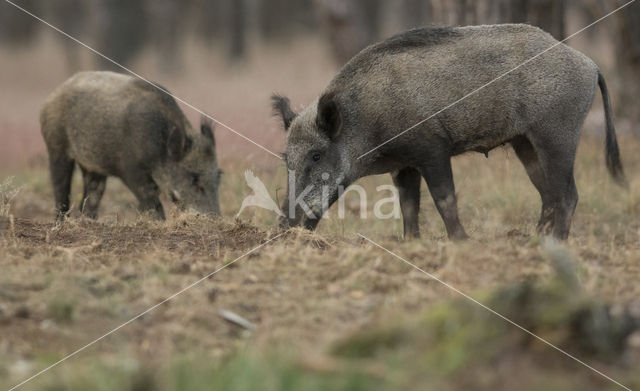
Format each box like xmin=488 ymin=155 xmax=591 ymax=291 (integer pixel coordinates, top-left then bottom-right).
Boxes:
xmin=1 ymin=135 xmax=640 ymax=390
xmin=1 ymin=31 xmax=640 ymax=391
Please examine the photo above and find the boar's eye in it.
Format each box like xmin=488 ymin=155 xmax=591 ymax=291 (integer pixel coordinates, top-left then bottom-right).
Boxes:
xmin=312 ymin=153 xmax=321 ymax=162
xmin=191 ymin=173 xmax=200 ymax=186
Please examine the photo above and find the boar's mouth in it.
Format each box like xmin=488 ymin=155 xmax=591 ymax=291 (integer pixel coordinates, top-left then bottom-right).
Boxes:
xmin=303 ymin=216 xmax=321 ymax=230
xmin=299 ymin=188 xmax=341 ymax=231
xmin=169 ymin=190 xmax=187 ymax=210
xmin=169 ymin=190 xmax=180 ymax=204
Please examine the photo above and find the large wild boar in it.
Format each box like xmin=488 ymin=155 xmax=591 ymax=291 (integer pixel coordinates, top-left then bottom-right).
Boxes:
xmin=41 ymin=71 xmax=222 ymax=220
xmin=273 ymin=24 xmax=626 ymax=240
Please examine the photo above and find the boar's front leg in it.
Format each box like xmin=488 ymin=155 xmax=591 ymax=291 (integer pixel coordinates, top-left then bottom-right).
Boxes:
xmin=278 ymin=194 xmax=290 ymax=228
xmin=420 ymin=151 xmax=468 ymax=240
xmin=122 ymin=171 xmax=165 ymax=220
xmin=48 ymin=152 xmax=75 ymax=221
xmin=391 ymin=167 xmax=421 ymax=239
xmin=80 ymin=167 xmax=106 ymax=219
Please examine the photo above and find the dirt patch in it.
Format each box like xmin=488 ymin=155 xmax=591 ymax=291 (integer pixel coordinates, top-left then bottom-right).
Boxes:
xmin=3 ymin=216 xmax=271 ymax=255
xmin=1 ymin=136 xmax=639 ymax=389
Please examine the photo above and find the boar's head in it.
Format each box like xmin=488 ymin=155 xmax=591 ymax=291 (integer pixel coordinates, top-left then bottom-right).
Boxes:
xmin=160 ymin=116 xmax=222 ymax=216
xmin=272 ymin=93 xmax=352 ymax=230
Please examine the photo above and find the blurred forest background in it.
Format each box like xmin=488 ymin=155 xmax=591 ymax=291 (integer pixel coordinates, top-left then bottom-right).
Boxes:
xmin=4 ymin=4 xmax=640 ymax=391
xmin=0 ymin=0 xmax=639 ymax=170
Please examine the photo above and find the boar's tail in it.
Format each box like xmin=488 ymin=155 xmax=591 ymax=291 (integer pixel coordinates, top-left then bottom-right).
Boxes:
xmin=598 ymin=70 xmax=627 ymax=188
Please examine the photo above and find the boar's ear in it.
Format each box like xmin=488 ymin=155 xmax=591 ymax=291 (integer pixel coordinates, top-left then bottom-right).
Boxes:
xmin=167 ymin=125 xmax=191 ymax=161
xmin=316 ymin=92 xmax=341 ymax=140
xmin=200 ymin=115 xmax=215 ymax=145
xmin=271 ymin=94 xmax=297 ymax=131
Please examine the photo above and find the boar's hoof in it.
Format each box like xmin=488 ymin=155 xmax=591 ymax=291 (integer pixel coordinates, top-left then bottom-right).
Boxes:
xmin=449 ymin=230 xmax=469 ymax=241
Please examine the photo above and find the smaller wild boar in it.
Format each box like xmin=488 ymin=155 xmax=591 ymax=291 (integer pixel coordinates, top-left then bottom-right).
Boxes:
xmin=40 ymin=71 xmax=222 ymax=220
xmin=273 ymin=24 xmax=626 ymax=240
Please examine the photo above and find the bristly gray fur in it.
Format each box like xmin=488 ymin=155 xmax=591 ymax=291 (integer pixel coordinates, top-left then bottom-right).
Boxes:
xmin=271 ymin=94 xmax=297 ymax=130
xmin=370 ymin=26 xmax=461 ymax=54
xmin=40 ymin=71 xmax=222 ymax=220
xmin=275 ymin=23 xmax=625 ymax=241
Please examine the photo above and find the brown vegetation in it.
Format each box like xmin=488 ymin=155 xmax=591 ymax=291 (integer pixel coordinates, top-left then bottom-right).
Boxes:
xmin=1 ymin=134 xmax=639 ymax=389
xmin=2 ymin=2 xmax=640 ymax=389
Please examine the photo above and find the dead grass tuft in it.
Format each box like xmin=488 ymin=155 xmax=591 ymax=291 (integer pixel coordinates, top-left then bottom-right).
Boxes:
xmin=1 ymin=137 xmax=639 ymax=390
xmin=0 ymin=177 xmax=20 ymax=217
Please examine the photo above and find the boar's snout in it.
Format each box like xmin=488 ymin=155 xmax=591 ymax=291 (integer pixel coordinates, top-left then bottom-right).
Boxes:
xmin=278 ymin=210 xmax=320 ymax=231
xmin=163 ymin=116 xmax=222 ymax=217
xmin=167 ymin=166 xmax=221 ymax=216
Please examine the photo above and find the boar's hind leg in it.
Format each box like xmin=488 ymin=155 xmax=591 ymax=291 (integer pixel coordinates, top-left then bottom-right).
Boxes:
xmin=420 ymin=153 xmax=468 ymax=240
xmin=80 ymin=167 xmax=106 ymax=219
xmin=529 ymin=135 xmax=579 ymax=240
xmin=391 ymin=167 xmax=421 ymax=239
xmin=510 ymin=136 xmax=554 ymax=233
xmin=49 ymin=153 xmax=75 ymax=221
xmin=122 ymin=172 xmax=165 ymax=220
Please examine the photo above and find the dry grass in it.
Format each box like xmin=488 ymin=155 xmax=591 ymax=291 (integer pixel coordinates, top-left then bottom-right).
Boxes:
xmin=1 ymin=134 xmax=639 ymax=390
xmin=1 ymin=28 xmax=640 ymax=391
xmin=0 ymin=177 xmax=20 ymax=217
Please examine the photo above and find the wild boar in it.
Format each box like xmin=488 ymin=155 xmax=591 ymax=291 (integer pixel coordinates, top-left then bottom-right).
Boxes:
xmin=273 ymin=24 xmax=626 ymax=240
xmin=41 ymin=71 xmax=222 ymax=220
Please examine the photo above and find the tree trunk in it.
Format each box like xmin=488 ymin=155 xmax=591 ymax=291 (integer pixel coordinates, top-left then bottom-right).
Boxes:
xmin=259 ymin=0 xmax=289 ymax=40
xmin=260 ymin=0 xmax=316 ymax=41
xmin=46 ymin=0 xmax=87 ymax=72
xmin=316 ymin=0 xmax=381 ymax=66
xmin=403 ymin=0 xmax=433 ymax=28
xmin=616 ymin=0 xmax=640 ymax=126
xmin=456 ymin=0 xmax=478 ymax=25
xmin=147 ymin=0 xmax=189 ymax=73
xmin=498 ymin=0 xmax=565 ymax=39
xmin=500 ymin=0 xmax=529 ymax=22
xmin=0 ymin=0 xmax=41 ymax=46
xmin=528 ymin=0 xmax=565 ymax=39
xmin=96 ymin=0 xmax=148 ymax=69
xmin=229 ymin=0 xmax=247 ymax=61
